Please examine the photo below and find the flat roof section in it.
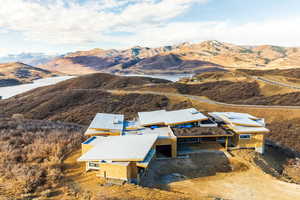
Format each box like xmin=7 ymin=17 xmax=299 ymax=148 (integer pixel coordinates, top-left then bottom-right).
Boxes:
xmin=172 ymin=126 xmax=232 ymax=137
xmin=220 ymin=112 xmax=259 ymax=120
xmin=209 ymin=112 xmax=264 ymax=127
xmin=138 ymin=110 xmax=167 ymax=126
xmin=228 ymin=124 xmax=269 ymax=134
xmin=164 ymin=108 xmax=208 ymax=125
xmin=209 ymin=112 xmax=269 ymax=134
xmin=138 ymin=108 xmax=208 ymax=126
xmin=88 ymin=113 xmax=124 ymax=131
xmin=226 ymin=117 xmax=264 ymax=127
xmin=77 ymin=134 xmax=158 ymax=162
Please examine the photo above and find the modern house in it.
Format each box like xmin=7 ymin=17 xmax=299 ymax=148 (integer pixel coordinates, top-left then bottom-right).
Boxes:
xmin=78 ymin=134 xmax=157 ymax=183
xmin=77 ymin=108 xmax=269 ymax=184
xmin=209 ymin=112 xmax=269 ymax=153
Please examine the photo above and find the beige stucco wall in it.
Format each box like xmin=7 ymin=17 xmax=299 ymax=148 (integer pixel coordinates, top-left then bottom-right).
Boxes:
xmin=235 ymin=133 xmax=265 ymax=149
xmin=98 ymin=162 xmax=137 ymax=181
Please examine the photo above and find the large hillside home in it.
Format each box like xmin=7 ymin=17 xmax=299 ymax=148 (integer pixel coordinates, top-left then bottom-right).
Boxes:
xmin=77 ymin=108 xmax=269 ymax=184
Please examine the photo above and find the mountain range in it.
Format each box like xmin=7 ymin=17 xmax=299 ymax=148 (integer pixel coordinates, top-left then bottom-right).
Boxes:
xmin=38 ymin=40 xmax=300 ymax=75
xmin=0 ymin=53 xmax=59 ymax=66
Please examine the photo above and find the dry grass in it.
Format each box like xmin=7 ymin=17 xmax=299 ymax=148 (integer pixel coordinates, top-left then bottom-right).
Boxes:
xmin=61 ymin=150 xmax=191 ymax=200
xmin=0 ymin=118 xmax=84 ymax=197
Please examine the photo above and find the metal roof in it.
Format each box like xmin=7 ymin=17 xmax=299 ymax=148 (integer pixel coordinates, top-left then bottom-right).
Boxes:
xmin=226 ymin=117 xmax=263 ymax=127
xmin=164 ymin=108 xmax=208 ymax=125
xmin=228 ymin=125 xmax=270 ymax=134
xmin=208 ymin=112 xmax=269 ymax=134
xmin=77 ymin=134 xmax=158 ymax=162
xmin=221 ymin=112 xmax=259 ymax=120
xmin=138 ymin=110 xmax=167 ymax=126
xmin=138 ymin=108 xmax=208 ymax=126
xmin=88 ymin=113 xmax=124 ymax=131
xmin=209 ymin=112 xmax=264 ymax=127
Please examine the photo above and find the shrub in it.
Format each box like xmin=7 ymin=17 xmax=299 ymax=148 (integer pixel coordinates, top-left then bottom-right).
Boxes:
xmin=0 ymin=118 xmax=84 ymax=194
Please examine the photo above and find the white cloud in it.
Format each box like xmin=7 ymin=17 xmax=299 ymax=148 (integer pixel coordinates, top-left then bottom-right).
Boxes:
xmin=0 ymin=48 xmax=11 ymax=56
xmin=0 ymin=0 xmax=299 ymax=51
xmin=0 ymin=0 xmax=208 ymax=45
xmin=108 ymin=17 xmax=300 ymax=48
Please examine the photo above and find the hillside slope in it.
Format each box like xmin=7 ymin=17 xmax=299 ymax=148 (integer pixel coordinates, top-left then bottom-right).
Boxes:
xmin=0 ymin=62 xmax=59 ymax=86
xmin=40 ymin=40 xmax=300 ymax=75
xmin=0 ymin=73 xmax=189 ymax=124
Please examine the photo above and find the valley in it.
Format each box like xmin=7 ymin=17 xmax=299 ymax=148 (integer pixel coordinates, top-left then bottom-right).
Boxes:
xmin=1 ymin=0 xmax=300 ymax=199
xmin=1 ymin=64 xmax=300 ymax=200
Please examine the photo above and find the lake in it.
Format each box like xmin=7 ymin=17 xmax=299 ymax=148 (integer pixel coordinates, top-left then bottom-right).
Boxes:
xmin=0 ymin=76 xmax=75 ymax=99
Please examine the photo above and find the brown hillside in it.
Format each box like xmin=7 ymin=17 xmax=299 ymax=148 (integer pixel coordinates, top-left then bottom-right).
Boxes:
xmin=238 ymin=68 xmax=300 ymax=79
xmin=235 ymin=92 xmax=300 ymax=106
xmin=268 ymin=118 xmax=300 ymax=153
xmin=0 ymin=62 xmax=59 ymax=86
xmin=50 ymin=72 xmax=171 ymax=90
xmin=135 ymin=81 xmax=262 ymax=103
xmin=0 ymin=74 xmax=190 ymax=125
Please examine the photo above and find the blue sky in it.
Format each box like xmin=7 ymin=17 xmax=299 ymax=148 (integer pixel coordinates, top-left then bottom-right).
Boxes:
xmin=0 ymin=0 xmax=299 ymax=56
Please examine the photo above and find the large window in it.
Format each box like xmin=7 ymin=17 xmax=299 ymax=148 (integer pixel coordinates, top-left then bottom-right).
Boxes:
xmin=239 ymin=134 xmax=251 ymax=139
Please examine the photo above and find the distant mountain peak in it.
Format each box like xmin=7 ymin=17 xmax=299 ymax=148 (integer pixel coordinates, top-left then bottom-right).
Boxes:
xmin=0 ymin=53 xmax=59 ymax=66
xmin=30 ymin=40 xmax=300 ymax=75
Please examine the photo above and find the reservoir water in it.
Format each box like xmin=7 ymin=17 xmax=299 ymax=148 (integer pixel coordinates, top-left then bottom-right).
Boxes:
xmin=0 ymin=76 xmax=75 ymax=99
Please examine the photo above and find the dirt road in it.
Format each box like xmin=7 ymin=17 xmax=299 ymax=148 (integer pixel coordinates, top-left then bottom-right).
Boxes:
xmin=252 ymin=76 xmax=300 ymax=90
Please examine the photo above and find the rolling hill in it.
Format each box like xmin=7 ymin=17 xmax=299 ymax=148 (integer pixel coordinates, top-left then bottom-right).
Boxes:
xmin=39 ymin=40 xmax=300 ymax=75
xmin=0 ymin=62 xmax=59 ymax=87
xmin=0 ymin=73 xmax=189 ymax=124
